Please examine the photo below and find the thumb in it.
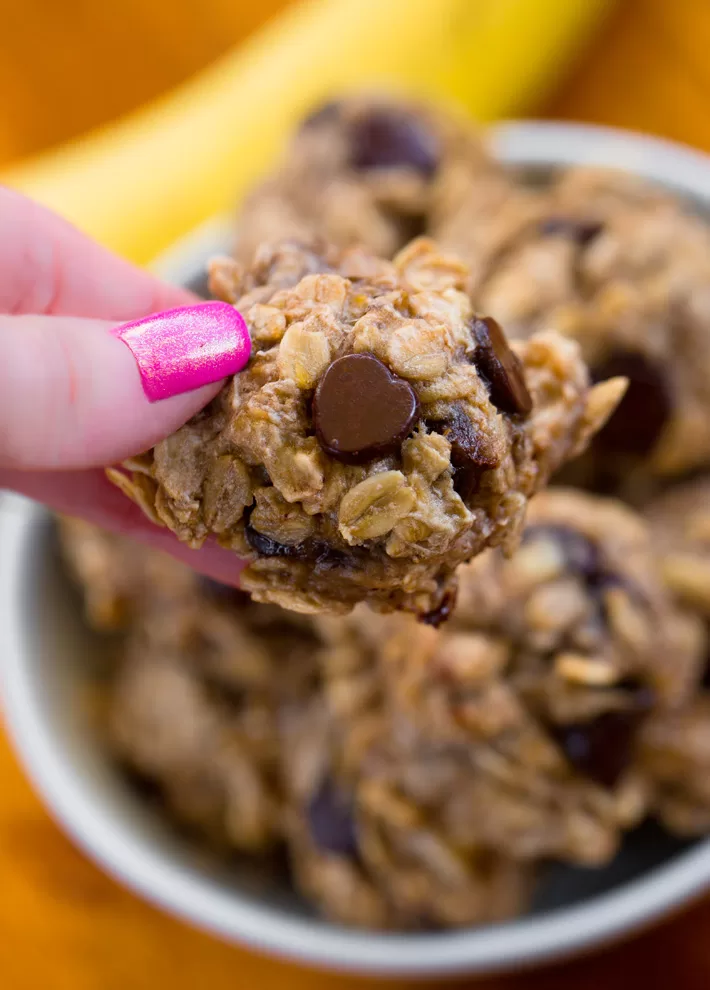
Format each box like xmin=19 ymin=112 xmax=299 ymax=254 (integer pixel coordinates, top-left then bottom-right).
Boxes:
xmin=0 ymin=302 xmax=249 ymax=470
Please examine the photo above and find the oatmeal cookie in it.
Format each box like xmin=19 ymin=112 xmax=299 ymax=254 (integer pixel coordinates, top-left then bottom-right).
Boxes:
xmin=235 ymin=93 xmax=496 ymax=262
xmin=280 ymin=613 xmax=533 ymax=929
xmin=638 ymin=477 xmax=710 ymax=835
xmin=644 ymin=475 xmax=710 ymax=620
xmin=109 ymin=575 xmax=320 ymax=853
xmin=109 ymin=238 xmax=623 ymax=616
xmin=437 ymin=166 xmax=710 ymax=488
xmin=283 ymin=489 xmax=704 ymax=911
xmin=457 ymin=488 xmax=704 ymax=710
xmin=640 ymin=699 xmax=710 ymax=837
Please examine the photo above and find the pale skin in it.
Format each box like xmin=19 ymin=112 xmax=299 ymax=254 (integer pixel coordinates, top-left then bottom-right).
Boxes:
xmin=0 ymin=188 xmax=245 ymax=585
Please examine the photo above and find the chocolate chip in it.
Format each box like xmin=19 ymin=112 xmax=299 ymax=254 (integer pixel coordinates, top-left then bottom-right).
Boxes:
xmin=349 ymin=109 xmax=439 ymax=177
xmin=420 ymin=588 xmax=458 ymax=628
xmin=313 ymin=353 xmax=419 ymax=463
xmin=539 ymin=216 xmax=604 ymax=246
xmin=551 ymin=710 xmax=643 ymax=788
xmin=299 ymin=99 xmax=342 ymax=129
xmin=591 ymin=351 xmax=671 ymax=456
xmin=472 ymin=317 xmax=533 ymax=416
xmin=306 ymin=778 xmax=358 ymax=857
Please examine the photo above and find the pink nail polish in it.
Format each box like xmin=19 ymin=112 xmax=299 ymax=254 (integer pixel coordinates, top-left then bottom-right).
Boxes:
xmin=112 ymin=301 xmax=251 ymax=402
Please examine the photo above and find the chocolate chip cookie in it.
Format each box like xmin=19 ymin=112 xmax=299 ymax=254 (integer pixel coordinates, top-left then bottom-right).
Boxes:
xmin=234 ymin=93 xmax=495 ymax=263
xmin=636 ymin=476 xmax=710 ymax=834
xmin=286 ymin=489 xmax=704 ymax=916
xmin=109 ymin=239 xmax=623 ymax=616
xmin=437 ymin=166 xmax=710 ymax=491
xmin=640 ymin=698 xmax=710 ymax=837
xmin=644 ymin=475 xmax=710 ymax=619
xmin=109 ymin=573 xmax=321 ymax=853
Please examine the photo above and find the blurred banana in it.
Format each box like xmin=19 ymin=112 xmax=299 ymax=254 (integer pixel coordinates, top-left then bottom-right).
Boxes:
xmin=1 ymin=0 xmax=613 ymax=264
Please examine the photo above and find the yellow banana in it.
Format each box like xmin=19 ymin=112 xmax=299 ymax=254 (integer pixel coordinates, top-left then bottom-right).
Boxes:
xmin=2 ymin=0 xmax=613 ymax=265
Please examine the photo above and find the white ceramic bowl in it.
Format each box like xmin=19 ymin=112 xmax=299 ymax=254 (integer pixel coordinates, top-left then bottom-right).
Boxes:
xmin=3 ymin=121 xmax=710 ymax=977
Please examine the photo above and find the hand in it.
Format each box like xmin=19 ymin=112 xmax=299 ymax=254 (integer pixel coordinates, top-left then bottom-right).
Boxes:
xmin=0 ymin=188 xmax=247 ymax=585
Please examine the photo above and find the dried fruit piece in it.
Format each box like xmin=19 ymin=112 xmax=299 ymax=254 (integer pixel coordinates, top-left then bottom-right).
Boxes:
xmin=434 ymin=405 xmax=500 ymax=503
xmin=313 ymin=353 xmax=419 ymax=463
xmin=472 ymin=317 xmax=533 ymax=416
xmin=439 ymin=406 xmax=500 ymax=471
xmin=420 ymin=589 xmax=457 ymax=628
xmin=245 ymin=514 xmax=308 ymax=559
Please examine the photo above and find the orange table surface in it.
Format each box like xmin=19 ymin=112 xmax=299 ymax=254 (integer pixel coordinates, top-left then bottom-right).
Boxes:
xmin=4 ymin=0 xmax=710 ymax=987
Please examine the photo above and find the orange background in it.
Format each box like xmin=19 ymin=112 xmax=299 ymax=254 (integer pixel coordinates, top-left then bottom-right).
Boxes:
xmin=3 ymin=0 xmax=710 ymax=988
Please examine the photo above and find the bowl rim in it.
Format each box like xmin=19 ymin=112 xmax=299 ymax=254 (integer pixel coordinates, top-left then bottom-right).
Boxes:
xmin=4 ymin=119 xmax=710 ymax=976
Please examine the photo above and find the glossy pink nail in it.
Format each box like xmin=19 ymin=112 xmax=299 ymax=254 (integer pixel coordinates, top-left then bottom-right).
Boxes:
xmin=111 ymin=301 xmax=251 ymax=402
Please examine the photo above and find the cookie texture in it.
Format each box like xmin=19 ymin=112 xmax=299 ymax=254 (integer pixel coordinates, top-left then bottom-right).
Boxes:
xmin=289 ymin=489 xmax=704 ymax=911
xmin=110 ymin=582 xmax=320 ymax=853
xmin=236 ymin=96 xmax=710 ymax=491
xmin=235 ymin=94 xmax=495 ymax=262
xmin=61 ymin=524 xmax=531 ymax=928
xmin=639 ymin=477 xmax=710 ymax=834
xmin=436 ymin=166 xmax=710 ymax=489
xmin=110 ymin=239 xmax=621 ymax=616
xmin=60 ymin=90 xmax=710 ymax=930
xmin=60 ymin=489 xmax=707 ymax=928
xmin=644 ymin=475 xmax=710 ymax=620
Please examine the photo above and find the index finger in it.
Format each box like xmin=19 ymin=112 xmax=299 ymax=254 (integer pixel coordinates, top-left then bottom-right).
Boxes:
xmin=0 ymin=187 xmax=192 ymax=320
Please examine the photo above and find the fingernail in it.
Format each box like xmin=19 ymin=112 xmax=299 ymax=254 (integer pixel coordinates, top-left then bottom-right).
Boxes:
xmin=111 ymin=301 xmax=251 ymax=402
